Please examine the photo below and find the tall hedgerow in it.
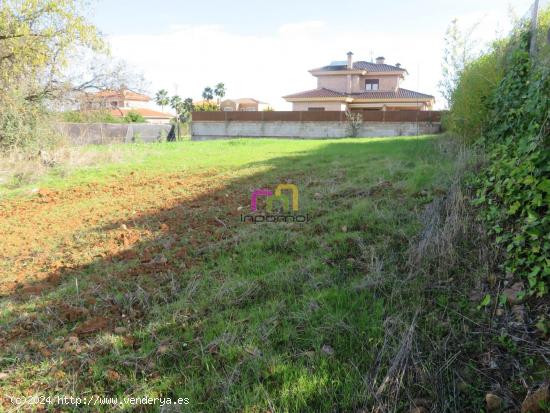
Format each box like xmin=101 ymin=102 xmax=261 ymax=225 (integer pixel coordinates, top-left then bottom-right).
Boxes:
xmin=446 ymin=47 xmax=505 ymax=141
xmin=466 ymin=11 xmax=550 ymax=296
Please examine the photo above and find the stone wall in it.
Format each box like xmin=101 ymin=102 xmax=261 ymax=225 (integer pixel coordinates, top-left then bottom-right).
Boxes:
xmin=190 ymin=121 xmax=441 ymax=140
xmin=56 ymin=123 xmax=175 ymax=145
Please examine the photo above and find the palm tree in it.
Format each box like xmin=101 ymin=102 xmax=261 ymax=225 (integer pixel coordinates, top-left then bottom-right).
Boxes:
xmin=214 ymin=82 xmax=226 ymax=106
xmin=169 ymin=95 xmax=183 ymax=139
xmin=202 ymin=87 xmax=214 ymax=102
xmin=183 ymin=98 xmax=194 ymax=116
xmin=170 ymin=95 xmax=182 ymax=112
xmin=155 ymin=89 xmax=169 ymax=112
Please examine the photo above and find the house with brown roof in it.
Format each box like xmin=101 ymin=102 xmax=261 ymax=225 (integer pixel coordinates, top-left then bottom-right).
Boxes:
xmin=220 ymin=98 xmax=270 ymax=112
xmin=284 ymin=52 xmax=434 ymax=111
xmin=80 ymin=89 xmax=173 ymax=124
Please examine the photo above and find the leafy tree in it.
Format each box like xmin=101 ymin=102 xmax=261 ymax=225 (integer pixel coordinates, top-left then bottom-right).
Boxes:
xmin=439 ymin=19 xmax=479 ymax=108
xmin=202 ymin=87 xmax=214 ymax=102
xmin=0 ymin=0 xmax=105 ymax=101
xmin=0 ymin=0 xmax=110 ymax=152
xmin=214 ymin=82 xmax=226 ymax=105
xmin=155 ymin=89 xmax=170 ymax=112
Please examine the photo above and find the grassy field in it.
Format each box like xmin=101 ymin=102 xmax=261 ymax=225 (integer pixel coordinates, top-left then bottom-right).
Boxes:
xmin=0 ymin=136 xmax=530 ymax=412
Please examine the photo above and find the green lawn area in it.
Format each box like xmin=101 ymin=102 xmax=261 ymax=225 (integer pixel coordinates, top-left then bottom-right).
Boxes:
xmin=2 ymin=137 xmax=446 ymax=198
xmin=1 ymin=136 xmax=493 ymax=411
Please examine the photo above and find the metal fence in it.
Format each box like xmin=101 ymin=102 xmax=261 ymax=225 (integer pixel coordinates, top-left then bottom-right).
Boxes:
xmin=56 ymin=123 xmax=176 ymax=146
xmin=191 ymin=110 xmax=444 ymax=123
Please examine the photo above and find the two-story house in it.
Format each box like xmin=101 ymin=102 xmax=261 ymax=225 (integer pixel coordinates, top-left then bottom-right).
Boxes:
xmin=283 ymin=52 xmax=434 ymax=111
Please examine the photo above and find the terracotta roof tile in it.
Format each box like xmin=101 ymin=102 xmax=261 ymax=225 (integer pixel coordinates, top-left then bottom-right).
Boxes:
xmin=315 ymin=61 xmax=406 ymax=72
xmin=351 ymin=88 xmax=434 ymax=99
xmin=110 ymin=108 xmax=173 ymax=119
xmin=95 ymin=89 xmax=150 ymax=102
xmin=283 ymin=88 xmax=347 ymax=99
xmin=284 ymin=88 xmax=434 ymax=100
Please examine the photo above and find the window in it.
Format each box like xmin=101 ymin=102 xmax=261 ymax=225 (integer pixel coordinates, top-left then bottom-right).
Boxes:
xmin=308 ymin=107 xmax=325 ymax=111
xmin=365 ymin=79 xmax=379 ymax=91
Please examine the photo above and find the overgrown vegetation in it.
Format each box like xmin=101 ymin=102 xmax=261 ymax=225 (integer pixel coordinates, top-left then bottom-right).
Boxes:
xmin=447 ymin=8 xmax=549 ymax=297
xmin=0 ymin=0 xmax=104 ymax=152
xmin=0 ymin=93 xmax=56 ymax=152
xmin=61 ymin=110 xmax=146 ymax=124
xmin=1 ymin=136 xmax=497 ymax=412
xmin=443 ymin=6 xmax=550 ymax=410
xmin=0 ymin=1 xmax=145 ymax=153
xmin=473 ymin=28 xmax=549 ymax=298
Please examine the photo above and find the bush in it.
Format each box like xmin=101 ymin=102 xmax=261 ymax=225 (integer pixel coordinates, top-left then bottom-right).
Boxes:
xmin=124 ymin=110 xmax=146 ymax=123
xmin=447 ymin=48 xmax=505 ymax=141
xmin=193 ymin=102 xmax=219 ymax=111
xmin=61 ymin=110 xmax=125 ymax=123
xmin=0 ymin=94 xmax=58 ymax=153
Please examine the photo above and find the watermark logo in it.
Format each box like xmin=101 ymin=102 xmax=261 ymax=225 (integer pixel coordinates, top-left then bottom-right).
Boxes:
xmin=241 ymin=183 xmax=309 ymax=223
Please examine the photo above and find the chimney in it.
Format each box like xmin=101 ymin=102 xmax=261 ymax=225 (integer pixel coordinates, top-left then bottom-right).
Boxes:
xmin=347 ymin=51 xmax=353 ymax=69
xmin=375 ymin=56 xmax=385 ymax=64
xmin=395 ymin=62 xmax=401 ymax=68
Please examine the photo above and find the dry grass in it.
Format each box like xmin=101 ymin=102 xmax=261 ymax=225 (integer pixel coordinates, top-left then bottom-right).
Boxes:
xmin=364 ymin=141 xmax=494 ymax=411
xmin=366 ymin=139 xmax=549 ymax=412
xmin=0 ymin=144 xmax=126 ymax=189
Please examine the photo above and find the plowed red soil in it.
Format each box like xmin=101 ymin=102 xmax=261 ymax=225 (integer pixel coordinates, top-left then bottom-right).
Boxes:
xmin=0 ymin=170 xmax=240 ymax=295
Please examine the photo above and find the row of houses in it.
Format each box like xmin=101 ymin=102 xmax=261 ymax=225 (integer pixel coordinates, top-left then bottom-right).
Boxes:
xmin=77 ymin=51 xmax=435 ymax=123
xmin=79 ymin=90 xmax=271 ymax=124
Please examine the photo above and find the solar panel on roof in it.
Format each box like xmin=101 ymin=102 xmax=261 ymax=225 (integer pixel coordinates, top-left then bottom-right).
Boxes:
xmin=329 ymin=61 xmax=347 ymax=66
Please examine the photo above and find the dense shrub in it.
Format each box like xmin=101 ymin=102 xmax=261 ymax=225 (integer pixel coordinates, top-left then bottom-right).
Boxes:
xmin=61 ymin=110 xmax=123 ymax=123
xmin=447 ymin=49 xmax=505 ymax=141
xmin=0 ymin=94 xmax=57 ymax=152
xmin=468 ymin=22 xmax=550 ymax=296
xmin=193 ymin=102 xmax=220 ymax=111
xmin=124 ymin=110 xmax=146 ymax=123
xmin=61 ymin=110 xmax=146 ymax=123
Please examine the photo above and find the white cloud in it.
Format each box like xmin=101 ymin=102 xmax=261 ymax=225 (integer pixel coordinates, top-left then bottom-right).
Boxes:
xmin=107 ymin=15 xmax=515 ymax=111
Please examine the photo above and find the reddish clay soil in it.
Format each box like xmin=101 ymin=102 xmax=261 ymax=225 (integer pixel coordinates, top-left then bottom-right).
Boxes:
xmin=0 ymin=170 xmax=243 ymax=296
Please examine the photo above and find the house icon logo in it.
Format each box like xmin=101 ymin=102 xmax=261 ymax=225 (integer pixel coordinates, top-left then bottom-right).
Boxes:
xmin=241 ymin=183 xmax=309 ymax=223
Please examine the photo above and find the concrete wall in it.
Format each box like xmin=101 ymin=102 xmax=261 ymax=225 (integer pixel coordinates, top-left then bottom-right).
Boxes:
xmin=191 ymin=120 xmax=441 ymax=140
xmin=56 ymin=123 xmax=175 ymax=145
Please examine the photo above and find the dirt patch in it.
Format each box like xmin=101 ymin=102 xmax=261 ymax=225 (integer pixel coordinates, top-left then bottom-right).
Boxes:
xmin=74 ymin=317 xmax=111 ymax=336
xmin=0 ymin=170 xmax=232 ymax=294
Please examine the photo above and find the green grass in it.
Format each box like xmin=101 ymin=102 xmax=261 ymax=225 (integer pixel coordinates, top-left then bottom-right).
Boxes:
xmin=1 ymin=136 xmax=489 ymax=412
xmin=1 ymin=137 xmax=446 ymax=198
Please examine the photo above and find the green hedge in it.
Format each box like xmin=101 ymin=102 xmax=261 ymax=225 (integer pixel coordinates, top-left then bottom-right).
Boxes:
xmin=471 ymin=29 xmax=550 ymax=296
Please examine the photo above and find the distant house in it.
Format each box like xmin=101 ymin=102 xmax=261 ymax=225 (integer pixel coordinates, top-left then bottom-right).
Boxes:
xmin=220 ymin=98 xmax=270 ymax=112
xmin=284 ymin=52 xmax=434 ymax=111
xmin=80 ymin=89 xmax=173 ymax=124
xmin=109 ymin=108 xmax=173 ymax=125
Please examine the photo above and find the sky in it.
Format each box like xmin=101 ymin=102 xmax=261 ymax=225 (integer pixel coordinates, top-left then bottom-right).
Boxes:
xmin=89 ymin=0 xmax=536 ymax=110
